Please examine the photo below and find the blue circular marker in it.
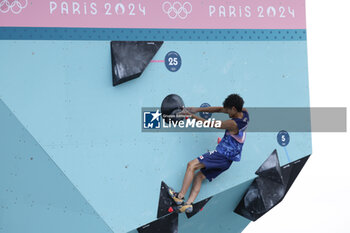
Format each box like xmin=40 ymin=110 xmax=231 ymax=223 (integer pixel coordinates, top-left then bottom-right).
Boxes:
xmin=199 ymin=103 xmax=212 ymax=120
xmin=165 ymin=51 xmax=182 ymax=72
xmin=277 ymin=130 xmax=290 ymax=147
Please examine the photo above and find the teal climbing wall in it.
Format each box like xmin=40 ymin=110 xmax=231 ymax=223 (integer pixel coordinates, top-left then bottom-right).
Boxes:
xmin=0 ymin=39 xmax=311 ymax=232
xmin=0 ymin=100 xmax=113 ymax=233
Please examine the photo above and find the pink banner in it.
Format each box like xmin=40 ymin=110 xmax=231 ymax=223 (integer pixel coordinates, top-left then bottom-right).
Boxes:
xmin=0 ymin=0 xmax=306 ymax=29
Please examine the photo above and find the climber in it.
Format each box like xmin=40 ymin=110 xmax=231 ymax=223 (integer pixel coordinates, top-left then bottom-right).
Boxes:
xmin=168 ymin=94 xmax=249 ymax=213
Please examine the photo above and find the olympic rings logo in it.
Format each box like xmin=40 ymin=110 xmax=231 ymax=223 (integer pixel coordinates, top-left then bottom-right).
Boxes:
xmin=0 ymin=0 xmax=28 ymax=14
xmin=162 ymin=1 xmax=192 ymax=19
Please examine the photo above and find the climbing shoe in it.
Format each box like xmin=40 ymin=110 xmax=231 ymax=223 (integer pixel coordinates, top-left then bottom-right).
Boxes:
xmin=178 ymin=203 xmax=193 ymax=213
xmin=168 ymin=187 xmax=185 ymax=205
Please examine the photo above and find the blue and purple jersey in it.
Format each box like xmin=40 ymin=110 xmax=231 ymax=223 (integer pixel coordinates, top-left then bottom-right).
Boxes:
xmin=216 ymin=110 xmax=249 ymax=161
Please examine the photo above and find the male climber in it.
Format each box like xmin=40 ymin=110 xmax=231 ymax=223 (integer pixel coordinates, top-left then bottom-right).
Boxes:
xmin=168 ymin=94 xmax=249 ymax=213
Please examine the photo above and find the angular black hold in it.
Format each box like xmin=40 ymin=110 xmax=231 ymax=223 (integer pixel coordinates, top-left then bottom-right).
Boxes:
xmin=234 ymin=150 xmax=310 ymax=221
xmin=241 ymin=180 xmax=265 ymax=215
xmin=235 ymin=177 xmax=285 ymax=221
xmin=137 ymin=212 xmax=178 ymax=233
xmin=157 ymin=181 xmax=177 ymax=218
xmin=186 ymin=197 xmax=212 ymax=219
xmin=111 ymin=41 xmax=163 ymax=86
xmin=281 ymin=155 xmax=310 ymax=193
xmin=255 ymin=149 xmax=284 ymax=184
xmin=255 ymin=177 xmax=285 ymax=211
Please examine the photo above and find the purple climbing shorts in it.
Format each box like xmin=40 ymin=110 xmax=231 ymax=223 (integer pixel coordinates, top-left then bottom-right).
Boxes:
xmin=197 ymin=150 xmax=233 ymax=182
